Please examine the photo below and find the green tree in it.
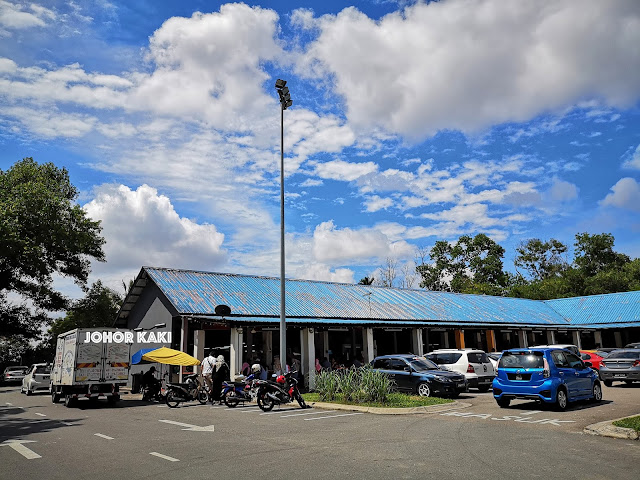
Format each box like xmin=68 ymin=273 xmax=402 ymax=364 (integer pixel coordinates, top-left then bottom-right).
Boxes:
xmin=44 ymin=281 xmax=122 ymax=353
xmin=358 ymin=277 xmax=375 ymax=285
xmin=574 ymin=232 xmax=629 ymax=277
xmin=417 ymin=234 xmax=507 ymax=294
xmin=0 ymin=158 xmax=105 ymax=338
xmin=514 ymin=238 xmax=568 ymax=281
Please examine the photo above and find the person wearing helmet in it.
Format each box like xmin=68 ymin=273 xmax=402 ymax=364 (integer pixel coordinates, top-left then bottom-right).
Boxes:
xmin=142 ymin=366 xmax=160 ymax=400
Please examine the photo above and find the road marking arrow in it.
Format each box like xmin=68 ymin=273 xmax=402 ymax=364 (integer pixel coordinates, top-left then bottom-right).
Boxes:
xmin=1 ymin=440 xmax=41 ymax=459
xmin=159 ymin=419 xmax=214 ymax=432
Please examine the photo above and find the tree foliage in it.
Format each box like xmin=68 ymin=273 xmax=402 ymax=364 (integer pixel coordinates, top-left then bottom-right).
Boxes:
xmin=0 ymin=158 xmax=105 ymax=338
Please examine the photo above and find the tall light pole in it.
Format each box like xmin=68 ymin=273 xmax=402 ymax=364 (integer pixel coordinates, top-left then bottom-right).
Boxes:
xmin=275 ymin=79 xmax=292 ymax=372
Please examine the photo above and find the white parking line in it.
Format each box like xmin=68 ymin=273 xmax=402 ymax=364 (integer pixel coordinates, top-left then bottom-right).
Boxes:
xmin=150 ymin=452 xmax=179 ymax=462
xmin=34 ymin=413 xmax=46 ymax=417
xmin=94 ymin=433 xmax=114 ymax=440
xmin=61 ymin=422 xmax=74 ymax=426
xmin=260 ymin=408 xmax=302 ymax=415
xmin=280 ymin=410 xmax=334 ymax=418
xmin=304 ymin=413 xmax=365 ymax=421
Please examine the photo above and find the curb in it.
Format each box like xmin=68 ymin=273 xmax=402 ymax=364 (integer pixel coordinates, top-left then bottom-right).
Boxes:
xmin=584 ymin=415 xmax=640 ymax=441
xmin=308 ymin=400 xmax=472 ymax=415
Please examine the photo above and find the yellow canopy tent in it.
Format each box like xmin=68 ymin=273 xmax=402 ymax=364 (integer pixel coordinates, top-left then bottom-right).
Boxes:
xmin=140 ymin=347 xmax=201 ymax=366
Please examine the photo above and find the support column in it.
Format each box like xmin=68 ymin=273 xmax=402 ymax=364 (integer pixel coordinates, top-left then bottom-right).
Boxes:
xmin=571 ymin=330 xmax=581 ymax=350
xmin=454 ymin=330 xmax=465 ymax=349
xmin=517 ymin=330 xmax=527 ymax=348
xmin=546 ymin=330 xmax=556 ymax=345
xmin=362 ymin=328 xmax=375 ymax=363
xmin=263 ymin=331 xmax=273 ymax=369
xmin=230 ymin=327 xmax=243 ymax=378
xmin=301 ymin=328 xmax=316 ymax=390
xmin=485 ymin=330 xmax=496 ymax=352
xmin=322 ymin=331 xmax=330 ymax=360
xmin=193 ymin=330 xmax=205 ymax=378
xmin=411 ymin=328 xmax=424 ymax=356
xmin=443 ymin=331 xmax=450 ymax=348
xmin=594 ymin=331 xmax=603 ymax=349
xmin=614 ymin=331 xmax=623 ymax=348
xmin=179 ymin=316 xmax=188 ymax=383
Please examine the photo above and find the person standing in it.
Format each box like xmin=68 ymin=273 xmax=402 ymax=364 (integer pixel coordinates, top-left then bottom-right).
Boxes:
xmin=211 ymin=355 xmax=229 ymax=404
xmin=201 ymin=352 xmax=215 ymax=393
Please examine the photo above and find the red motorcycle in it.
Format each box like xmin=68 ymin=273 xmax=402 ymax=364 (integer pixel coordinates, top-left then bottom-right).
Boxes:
xmin=256 ymin=370 xmax=307 ymax=411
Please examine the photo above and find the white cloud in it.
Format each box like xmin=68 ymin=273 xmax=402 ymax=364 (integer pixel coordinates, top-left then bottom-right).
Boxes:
xmin=623 ymin=144 xmax=640 ymax=170
xmin=601 ymin=177 xmax=640 ymax=212
xmin=545 ymin=178 xmax=578 ymax=203
xmin=0 ymin=1 xmax=53 ymax=29
xmin=83 ymin=184 xmax=227 ymax=289
xmin=364 ymin=195 xmax=394 ymax=212
xmin=314 ymin=159 xmax=378 ymax=181
xmin=296 ymin=0 xmax=640 ymax=139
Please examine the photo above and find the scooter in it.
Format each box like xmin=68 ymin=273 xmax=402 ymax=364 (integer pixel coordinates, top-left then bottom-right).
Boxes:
xmin=222 ymin=373 xmax=258 ymax=408
xmin=165 ymin=373 xmax=208 ymax=408
xmin=256 ymin=370 xmax=308 ymax=411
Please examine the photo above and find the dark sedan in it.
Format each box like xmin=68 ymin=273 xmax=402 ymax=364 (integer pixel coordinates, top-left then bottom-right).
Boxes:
xmin=599 ymin=349 xmax=640 ymax=386
xmin=372 ymin=354 xmax=467 ymax=397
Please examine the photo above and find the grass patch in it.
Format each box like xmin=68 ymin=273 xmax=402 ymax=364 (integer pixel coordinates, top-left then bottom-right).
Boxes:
xmin=613 ymin=415 xmax=640 ymax=432
xmin=302 ymin=392 xmax=453 ymax=408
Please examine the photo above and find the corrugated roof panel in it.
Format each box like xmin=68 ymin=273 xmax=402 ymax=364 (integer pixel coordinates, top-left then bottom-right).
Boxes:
xmin=143 ymin=267 xmax=573 ymax=326
xmin=545 ymin=291 xmax=640 ymax=326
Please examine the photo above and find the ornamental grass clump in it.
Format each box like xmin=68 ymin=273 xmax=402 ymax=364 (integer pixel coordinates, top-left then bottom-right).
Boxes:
xmin=314 ymin=365 xmax=394 ymax=404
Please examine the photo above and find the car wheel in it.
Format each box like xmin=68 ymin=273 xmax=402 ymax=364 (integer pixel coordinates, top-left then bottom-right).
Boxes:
xmin=592 ymin=382 xmax=602 ymax=402
xmin=25 ymin=387 xmax=32 ymax=396
xmin=417 ymin=382 xmax=432 ymax=397
xmin=603 ymin=380 xmax=612 ymax=387
xmin=555 ymin=387 xmax=568 ymax=411
xmin=496 ymin=398 xmax=510 ymax=408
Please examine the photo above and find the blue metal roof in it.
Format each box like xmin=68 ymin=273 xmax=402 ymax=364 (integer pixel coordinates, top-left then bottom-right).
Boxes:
xmin=544 ymin=291 xmax=640 ymax=327
xmin=140 ymin=267 xmax=583 ymax=327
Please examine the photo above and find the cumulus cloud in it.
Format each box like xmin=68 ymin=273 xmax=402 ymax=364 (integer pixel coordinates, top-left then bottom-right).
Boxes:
xmin=83 ymin=184 xmax=227 ymax=288
xmin=623 ymin=144 xmax=640 ymax=170
xmin=601 ymin=177 xmax=640 ymax=212
xmin=0 ymin=1 xmax=54 ymax=30
xmin=296 ymin=0 xmax=640 ymax=139
xmin=314 ymin=159 xmax=378 ymax=181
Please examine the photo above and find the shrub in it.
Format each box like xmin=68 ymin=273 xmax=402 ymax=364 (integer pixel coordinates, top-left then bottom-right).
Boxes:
xmin=313 ymin=365 xmax=394 ymax=404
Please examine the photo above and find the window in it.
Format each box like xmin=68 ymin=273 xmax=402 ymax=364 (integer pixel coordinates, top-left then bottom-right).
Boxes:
xmin=551 ymin=351 xmax=569 ymax=368
xmin=35 ymin=366 xmax=51 ymax=374
xmin=467 ymin=352 xmax=490 ymax=363
xmin=373 ymin=358 xmax=390 ymax=369
xmin=498 ymin=352 xmax=544 ymax=369
xmin=427 ymin=353 xmax=462 ymax=365
xmin=565 ymin=353 xmax=584 ymax=369
xmin=388 ymin=359 xmax=408 ymax=371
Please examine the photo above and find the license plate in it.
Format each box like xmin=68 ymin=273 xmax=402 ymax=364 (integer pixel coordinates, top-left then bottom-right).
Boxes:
xmin=457 ymin=383 xmax=465 ymax=388
xmin=614 ymin=374 xmax=626 ymax=378
xmin=515 ymin=374 xmax=523 ymax=380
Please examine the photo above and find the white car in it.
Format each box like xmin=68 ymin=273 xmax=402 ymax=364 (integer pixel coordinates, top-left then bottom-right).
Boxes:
xmin=426 ymin=349 xmax=495 ymax=392
xmin=21 ymin=363 xmax=51 ymax=395
xmin=487 ymin=351 xmax=503 ymax=370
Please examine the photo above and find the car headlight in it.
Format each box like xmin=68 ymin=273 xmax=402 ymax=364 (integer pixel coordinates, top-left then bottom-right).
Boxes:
xmin=433 ymin=375 xmax=451 ymax=382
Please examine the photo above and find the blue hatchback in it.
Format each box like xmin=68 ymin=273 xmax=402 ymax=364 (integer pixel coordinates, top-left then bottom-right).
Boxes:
xmin=492 ymin=348 xmax=602 ymax=411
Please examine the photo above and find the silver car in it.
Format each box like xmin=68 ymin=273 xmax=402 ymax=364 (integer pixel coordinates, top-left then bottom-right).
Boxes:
xmin=599 ymin=349 xmax=640 ymax=387
xmin=20 ymin=363 xmax=51 ymax=395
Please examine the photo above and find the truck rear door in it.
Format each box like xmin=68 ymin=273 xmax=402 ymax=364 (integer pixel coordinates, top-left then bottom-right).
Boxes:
xmin=104 ymin=343 xmax=131 ymax=382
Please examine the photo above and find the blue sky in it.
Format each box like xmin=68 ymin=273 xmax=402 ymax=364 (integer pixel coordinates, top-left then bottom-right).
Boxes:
xmin=1 ymin=0 xmax=639 ymax=297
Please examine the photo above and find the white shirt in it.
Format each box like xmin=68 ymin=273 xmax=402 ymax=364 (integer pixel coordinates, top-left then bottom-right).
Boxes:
xmin=202 ymin=356 xmax=215 ymax=375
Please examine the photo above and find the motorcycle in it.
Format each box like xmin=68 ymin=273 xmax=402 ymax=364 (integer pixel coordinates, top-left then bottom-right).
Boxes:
xmin=256 ymin=370 xmax=308 ymax=411
xmin=165 ymin=373 xmax=208 ymax=408
xmin=222 ymin=373 xmax=259 ymax=408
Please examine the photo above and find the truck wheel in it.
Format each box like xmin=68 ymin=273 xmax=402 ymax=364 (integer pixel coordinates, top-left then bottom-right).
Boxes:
xmin=51 ymin=389 xmax=60 ymax=403
xmin=107 ymin=395 xmax=120 ymax=406
xmin=64 ymin=395 xmax=76 ymax=408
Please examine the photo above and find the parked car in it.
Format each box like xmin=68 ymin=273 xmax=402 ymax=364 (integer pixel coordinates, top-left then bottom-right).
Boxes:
xmin=371 ymin=354 xmax=467 ymax=397
xmin=598 ymin=349 xmax=640 ymax=387
xmin=492 ymin=347 xmax=602 ymax=410
xmin=580 ymin=350 xmax=606 ymax=378
xmin=426 ymin=349 xmax=495 ymax=392
xmin=20 ymin=363 xmax=51 ymax=395
xmin=2 ymin=366 xmax=28 ymax=385
xmin=531 ymin=344 xmax=580 ymax=356
xmin=624 ymin=342 xmax=640 ymax=349
xmin=487 ymin=352 xmax=503 ymax=370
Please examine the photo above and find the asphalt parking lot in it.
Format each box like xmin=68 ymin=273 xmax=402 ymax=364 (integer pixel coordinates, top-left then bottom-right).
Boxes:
xmin=1 ymin=383 xmax=639 ymax=479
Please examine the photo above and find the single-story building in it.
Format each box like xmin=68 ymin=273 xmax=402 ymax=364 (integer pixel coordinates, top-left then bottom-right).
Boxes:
xmin=115 ymin=267 xmax=640 ymax=389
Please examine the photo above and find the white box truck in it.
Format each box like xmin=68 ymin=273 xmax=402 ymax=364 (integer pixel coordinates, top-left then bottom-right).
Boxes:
xmin=50 ymin=328 xmax=133 ymax=407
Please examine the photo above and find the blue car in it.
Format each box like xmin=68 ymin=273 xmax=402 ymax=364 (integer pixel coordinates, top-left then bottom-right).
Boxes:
xmin=492 ymin=348 xmax=602 ymax=411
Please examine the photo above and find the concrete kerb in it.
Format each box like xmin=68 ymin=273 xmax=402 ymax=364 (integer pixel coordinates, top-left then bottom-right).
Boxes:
xmin=308 ymin=400 xmax=472 ymax=415
xmin=584 ymin=415 xmax=640 ymax=441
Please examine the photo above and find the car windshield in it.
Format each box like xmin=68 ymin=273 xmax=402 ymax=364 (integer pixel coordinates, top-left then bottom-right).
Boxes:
xmin=35 ymin=366 xmax=51 ymax=374
xmin=409 ymin=358 xmax=439 ymax=372
xmin=607 ymin=351 xmax=640 ymax=359
xmin=498 ymin=351 xmax=544 ymax=369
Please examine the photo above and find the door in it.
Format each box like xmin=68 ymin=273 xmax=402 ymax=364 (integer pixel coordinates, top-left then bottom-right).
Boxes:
xmin=565 ymin=352 xmax=593 ymax=397
xmin=388 ymin=358 xmax=412 ymax=392
xmin=551 ymin=350 xmax=585 ymax=399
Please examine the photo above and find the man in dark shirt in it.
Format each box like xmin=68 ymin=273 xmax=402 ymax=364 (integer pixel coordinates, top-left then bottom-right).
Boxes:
xmin=142 ymin=366 xmax=160 ymax=400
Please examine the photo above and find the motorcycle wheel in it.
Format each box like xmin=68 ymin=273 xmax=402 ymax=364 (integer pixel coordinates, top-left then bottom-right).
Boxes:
xmin=294 ymin=389 xmax=307 ymax=409
xmin=165 ymin=390 xmax=181 ymax=408
xmin=224 ymin=389 xmax=240 ymax=408
xmin=197 ymin=390 xmax=208 ymax=405
xmin=257 ymin=389 xmax=274 ymax=412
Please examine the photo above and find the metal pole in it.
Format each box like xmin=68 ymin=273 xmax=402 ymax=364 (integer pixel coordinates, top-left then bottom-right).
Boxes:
xmin=279 ymin=102 xmax=286 ymax=373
